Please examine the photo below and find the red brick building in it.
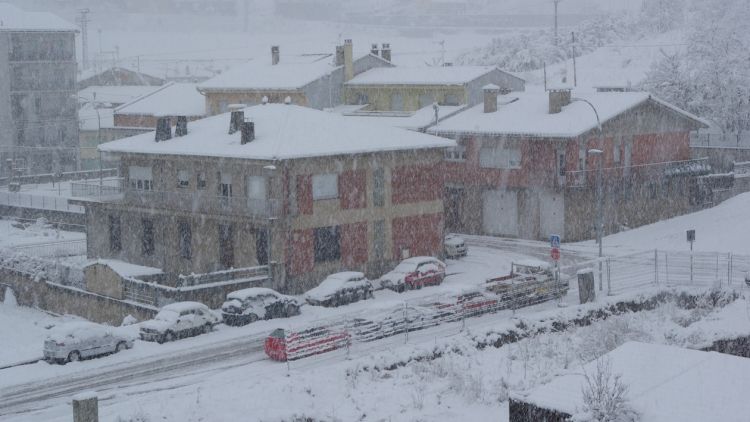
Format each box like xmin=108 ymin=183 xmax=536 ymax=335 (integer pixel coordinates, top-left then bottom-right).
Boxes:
xmin=430 ymin=87 xmax=707 ymax=241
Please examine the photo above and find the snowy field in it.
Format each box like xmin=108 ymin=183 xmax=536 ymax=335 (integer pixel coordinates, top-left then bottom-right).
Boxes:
xmin=0 ymin=218 xmax=85 ymax=250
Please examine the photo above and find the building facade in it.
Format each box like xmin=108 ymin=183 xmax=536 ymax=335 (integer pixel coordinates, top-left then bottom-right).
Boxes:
xmin=0 ymin=4 xmax=79 ymax=175
xmin=86 ymin=104 xmax=452 ymax=293
xmin=430 ymin=88 xmax=707 ymax=241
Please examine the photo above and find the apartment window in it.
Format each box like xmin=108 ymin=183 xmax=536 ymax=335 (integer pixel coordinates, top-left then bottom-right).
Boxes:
xmin=108 ymin=215 xmax=121 ymax=252
xmin=142 ymin=218 xmax=155 ymax=256
xmin=178 ymin=220 xmax=192 ymax=260
xmin=373 ymin=220 xmax=385 ymax=260
xmin=390 ymin=93 xmax=404 ymax=111
xmin=557 ymin=150 xmax=566 ymax=177
xmin=314 ymin=226 xmax=340 ymax=263
xmin=312 ymin=173 xmax=338 ymax=200
xmin=614 ymin=138 xmax=622 ymax=163
xmin=256 ymin=229 xmax=269 ymax=265
xmin=445 ymin=145 xmax=466 ymax=161
xmin=479 ymin=146 xmax=522 ymax=169
xmin=219 ymin=223 xmax=234 ymax=269
xmin=129 ymin=166 xmax=153 ymax=191
xmin=355 ymin=92 xmax=369 ymax=105
xmin=177 ymin=170 xmax=190 ymax=188
xmin=219 ymin=173 xmax=233 ymax=197
xmin=373 ymin=168 xmax=385 ymax=207
xmin=197 ymin=172 xmax=207 ymax=190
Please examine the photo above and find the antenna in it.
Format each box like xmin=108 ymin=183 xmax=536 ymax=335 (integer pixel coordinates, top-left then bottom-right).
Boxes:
xmin=553 ymin=0 xmax=562 ymax=46
xmin=76 ymin=9 xmax=91 ymax=70
xmin=571 ymin=32 xmax=577 ymax=87
xmin=543 ymin=62 xmax=548 ymax=91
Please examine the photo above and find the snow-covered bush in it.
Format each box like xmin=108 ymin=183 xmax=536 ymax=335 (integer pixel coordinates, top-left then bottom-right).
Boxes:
xmin=121 ymin=314 xmax=138 ymax=326
xmin=574 ymin=358 xmax=638 ymax=422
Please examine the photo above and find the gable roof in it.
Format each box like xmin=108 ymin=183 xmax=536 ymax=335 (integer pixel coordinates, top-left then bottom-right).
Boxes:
xmin=115 ymin=82 xmax=205 ymax=117
xmin=345 ymin=66 xmax=514 ymax=86
xmin=99 ymin=103 xmax=454 ymax=160
xmin=521 ymin=342 xmax=750 ymax=422
xmin=78 ymin=85 xmax=160 ymax=107
xmin=429 ymin=90 xmax=708 ymax=138
xmin=0 ymin=3 xmax=77 ymax=32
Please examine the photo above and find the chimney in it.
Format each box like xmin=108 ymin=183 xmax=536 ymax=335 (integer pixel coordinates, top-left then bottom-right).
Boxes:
xmin=155 ymin=117 xmax=172 ymax=142
xmin=241 ymin=121 xmax=255 ymax=145
xmin=335 ymin=45 xmax=345 ymax=66
xmin=229 ymin=109 xmax=244 ymax=134
xmin=370 ymin=43 xmax=379 ymax=56
xmin=380 ymin=43 xmax=391 ymax=62
xmin=343 ymin=39 xmax=354 ymax=82
xmin=174 ymin=116 xmax=188 ymax=137
xmin=483 ymin=84 xmax=501 ymax=113
xmin=271 ymin=45 xmax=280 ymax=65
xmin=548 ymin=88 xmax=572 ymax=114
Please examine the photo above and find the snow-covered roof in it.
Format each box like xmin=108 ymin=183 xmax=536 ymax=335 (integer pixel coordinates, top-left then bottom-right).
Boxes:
xmin=346 ymin=66 xmax=501 ymax=86
xmin=78 ymin=104 xmax=115 ymax=131
xmin=521 ymin=342 xmax=750 ymax=422
xmin=0 ymin=3 xmax=78 ymax=32
xmin=78 ymin=86 xmax=159 ymax=106
xmin=99 ymin=104 xmax=455 ymax=160
xmin=333 ymin=103 xmax=468 ymax=131
xmin=89 ymin=259 xmax=163 ymax=278
xmin=115 ymin=82 xmax=205 ymax=117
xmin=430 ymin=90 xmax=706 ymax=138
xmin=197 ymin=54 xmax=340 ymax=91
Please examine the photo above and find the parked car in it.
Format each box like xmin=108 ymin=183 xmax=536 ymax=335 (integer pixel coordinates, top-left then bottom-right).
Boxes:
xmin=44 ymin=322 xmax=133 ymax=364
xmin=221 ymin=287 xmax=301 ymax=326
xmin=444 ymin=234 xmax=468 ymax=258
xmin=264 ymin=326 xmax=350 ymax=362
xmin=378 ymin=257 xmax=447 ymax=292
xmin=140 ymin=302 xmax=219 ymax=343
xmin=305 ymin=272 xmax=373 ymax=307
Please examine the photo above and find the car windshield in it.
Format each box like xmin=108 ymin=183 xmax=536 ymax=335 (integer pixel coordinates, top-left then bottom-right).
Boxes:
xmin=154 ymin=310 xmax=180 ymax=322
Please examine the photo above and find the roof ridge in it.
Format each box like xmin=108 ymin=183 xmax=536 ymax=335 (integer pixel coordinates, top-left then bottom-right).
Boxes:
xmin=114 ymin=82 xmax=174 ymax=113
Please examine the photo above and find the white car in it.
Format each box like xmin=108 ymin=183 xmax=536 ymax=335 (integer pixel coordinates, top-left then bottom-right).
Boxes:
xmin=378 ymin=257 xmax=447 ymax=292
xmin=305 ymin=272 xmax=373 ymax=307
xmin=444 ymin=234 xmax=468 ymax=258
xmin=44 ymin=321 xmax=133 ymax=364
xmin=140 ymin=302 xmax=219 ymax=343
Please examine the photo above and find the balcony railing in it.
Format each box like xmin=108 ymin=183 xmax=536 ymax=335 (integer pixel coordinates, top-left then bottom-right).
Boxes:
xmin=562 ymin=158 xmax=711 ymax=188
xmin=71 ymin=178 xmax=124 ymax=198
xmin=124 ymin=189 xmax=281 ymax=219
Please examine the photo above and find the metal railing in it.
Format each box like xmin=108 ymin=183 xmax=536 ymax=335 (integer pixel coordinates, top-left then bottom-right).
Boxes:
xmin=10 ymin=239 xmax=87 ymax=258
xmin=563 ymin=158 xmax=711 ymax=188
xmin=124 ymin=189 xmax=281 ymax=219
xmin=70 ymin=178 xmax=124 ymax=198
xmin=0 ymin=191 xmax=84 ymax=213
xmin=177 ymin=265 xmax=269 ymax=288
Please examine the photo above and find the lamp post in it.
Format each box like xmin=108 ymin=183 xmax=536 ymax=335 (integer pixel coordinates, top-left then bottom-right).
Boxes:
xmin=572 ymin=97 xmax=605 ymax=292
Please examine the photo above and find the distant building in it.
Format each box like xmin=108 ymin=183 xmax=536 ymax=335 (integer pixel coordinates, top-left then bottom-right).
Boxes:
xmin=84 ymin=104 xmax=453 ymax=293
xmin=113 ymin=82 xmax=206 ymax=129
xmin=0 ymin=3 xmax=79 ymax=174
xmin=197 ymin=40 xmax=392 ymax=115
xmin=429 ymin=87 xmax=708 ymax=241
xmin=344 ymin=65 xmax=525 ymax=112
xmin=77 ymin=67 xmax=164 ymax=90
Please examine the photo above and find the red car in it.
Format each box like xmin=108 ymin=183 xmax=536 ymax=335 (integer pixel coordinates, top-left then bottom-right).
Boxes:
xmin=377 ymin=257 xmax=447 ymax=292
xmin=264 ymin=327 xmax=350 ymax=362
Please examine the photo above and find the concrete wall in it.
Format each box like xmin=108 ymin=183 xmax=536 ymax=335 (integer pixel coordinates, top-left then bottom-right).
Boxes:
xmin=0 ymin=34 xmax=12 ymax=152
xmin=344 ymin=84 xmax=467 ymax=112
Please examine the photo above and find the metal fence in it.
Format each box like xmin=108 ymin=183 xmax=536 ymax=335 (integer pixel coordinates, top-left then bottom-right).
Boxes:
xmin=0 ymin=191 xmax=84 ymax=213
xmin=70 ymin=178 xmax=123 ymax=198
xmin=10 ymin=239 xmax=87 ymax=258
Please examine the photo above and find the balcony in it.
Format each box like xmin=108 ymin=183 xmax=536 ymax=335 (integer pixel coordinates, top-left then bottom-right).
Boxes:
xmin=562 ymin=158 xmax=711 ymax=189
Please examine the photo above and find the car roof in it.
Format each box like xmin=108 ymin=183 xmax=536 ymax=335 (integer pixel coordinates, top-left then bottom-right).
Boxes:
xmin=326 ymin=271 xmax=365 ymax=280
xmin=402 ymin=256 xmax=438 ymax=264
xmin=227 ymin=287 xmax=280 ymax=300
xmin=162 ymin=301 xmax=208 ymax=312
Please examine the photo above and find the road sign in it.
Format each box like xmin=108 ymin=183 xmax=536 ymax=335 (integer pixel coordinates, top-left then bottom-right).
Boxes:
xmin=550 ymin=234 xmax=561 ymax=249
xmin=551 ymin=247 xmax=560 ymax=261
xmin=687 ymin=230 xmax=695 ymax=242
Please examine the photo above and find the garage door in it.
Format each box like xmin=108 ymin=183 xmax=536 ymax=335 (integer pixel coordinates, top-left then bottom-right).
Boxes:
xmin=482 ymin=190 xmax=518 ymax=236
xmin=539 ymin=191 xmax=565 ymax=240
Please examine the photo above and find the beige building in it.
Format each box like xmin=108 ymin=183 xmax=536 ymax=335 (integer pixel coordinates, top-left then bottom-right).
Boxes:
xmin=87 ymin=103 xmax=454 ymax=293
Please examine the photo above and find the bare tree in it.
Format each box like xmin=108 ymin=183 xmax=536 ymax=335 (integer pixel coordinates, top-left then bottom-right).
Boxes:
xmin=575 ymin=358 xmax=638 ymax=422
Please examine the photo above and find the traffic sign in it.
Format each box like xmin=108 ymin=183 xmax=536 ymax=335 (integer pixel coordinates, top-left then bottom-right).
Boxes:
xmin=551 ymin=247 xmax=560 ymax=261
xmin=550 ymin=234 xmax=561 ymax=249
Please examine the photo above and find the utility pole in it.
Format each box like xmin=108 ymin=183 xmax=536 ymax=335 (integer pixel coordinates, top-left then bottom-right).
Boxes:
xmin=553 ymin=0 xmax=562 ymax=46
xmin=571 ymin=32 xmax=577 ymax=87
xmin=76 ymin=9 xmax=91 ymax=70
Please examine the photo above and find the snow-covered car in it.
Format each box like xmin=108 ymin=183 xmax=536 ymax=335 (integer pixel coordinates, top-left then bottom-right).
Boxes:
xmin=221 ymin=287 xmax=301 ymax=326
xmin=140 ymin=302 xmax=219 ymax=343
xmin=444 ymin=234 xmax=468 ymax=258
xmin=44 ymin=321 xmax=133 ymax=364
xmin=378 ymin=257 xmax=447 ymax=292
xmin=305 ymin=272 xmax=373 ymax=307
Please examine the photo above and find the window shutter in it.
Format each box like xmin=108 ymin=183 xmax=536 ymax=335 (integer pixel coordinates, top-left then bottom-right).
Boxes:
xmin=296 ymin=175 xmax=313 ymax=215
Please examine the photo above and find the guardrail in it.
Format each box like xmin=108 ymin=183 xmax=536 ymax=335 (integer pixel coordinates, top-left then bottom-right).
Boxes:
xmin=70 ymin=178 xmax=124 ymax=198
xmin=177 ymin=266 xmax=269 ymax=288
xmin=0 ymin=192 xmax=84 ymax=213
xmin=10 ymin=239 xmax=87 ymax=258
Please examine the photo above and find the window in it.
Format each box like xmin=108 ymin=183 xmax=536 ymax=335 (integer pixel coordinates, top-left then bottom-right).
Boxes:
xmin=178 ymin=220 xmax=191 ymax=260
xmin=219 ymin=223 xmax=234 ymax=269
xmin=373 ymin=168 xmax=385 ymax=207
xmin=197 ymin=172 xmax=207 ymax=190
xmin=557 ymin=150 xmax=566 ymax=177
xmin=355 ymin=92 xmax=369 ymax=105
xmin=256 ymin=229 xmax=269 ymax=265
xmin=614 ymin=138 xmax=621 ymax=163
xmin=442 ymin=94 xmax=460 ymax=106
xmin=373 ymin=220 xmax=385 ymax=260
xmin=419 ymin=93 xmax=434 ymax=108
xmin=390 ymin=93 xmax=404 ymax=111
xmin=142 ymin=218 xmax=155 ymax=256
xmin=312 ymin=173 xmax=338 ymax=200
xmin=314 ymin=226 xmax=340 ymax=263
xmin=445 ymin=145 xmax=466 ymax=161
xmin=129 ymin=166 xmax=153 ymax=191
xmin=178 ymin=170 xmax=190 ymax=188
xmin=479 ymin=146 xmax=522 ymax=169
xmin=108 ymin=215 xmax=121 ymax=252
xmin=219 ymin=173 xmax=232 ymax=197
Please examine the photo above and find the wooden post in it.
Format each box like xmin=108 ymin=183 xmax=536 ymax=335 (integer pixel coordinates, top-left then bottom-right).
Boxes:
xmin=72 ymin=392 xmax=98 ymax=422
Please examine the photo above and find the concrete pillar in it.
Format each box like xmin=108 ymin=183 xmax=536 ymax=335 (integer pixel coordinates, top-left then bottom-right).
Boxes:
xmin=343 ymin=39 xmax=354 ymax=82
xmin=72 ymin=392 xmax=98 ymax=422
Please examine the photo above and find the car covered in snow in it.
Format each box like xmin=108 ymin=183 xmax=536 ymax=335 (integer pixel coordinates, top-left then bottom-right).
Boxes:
xmin=140 ymin=302 xmax=219 ymax=343
xmin=304 ymin=272 xmax=373 ymax=307
xmin=378 ymin=257 xmax=447 ymax=292
xmin=44 ymin=321 xmax=133 ymax=364
xmin=221 ymin=287 xmax=301 ymax=326
xmin=444 ymin=234 xmax=468 ymax=258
